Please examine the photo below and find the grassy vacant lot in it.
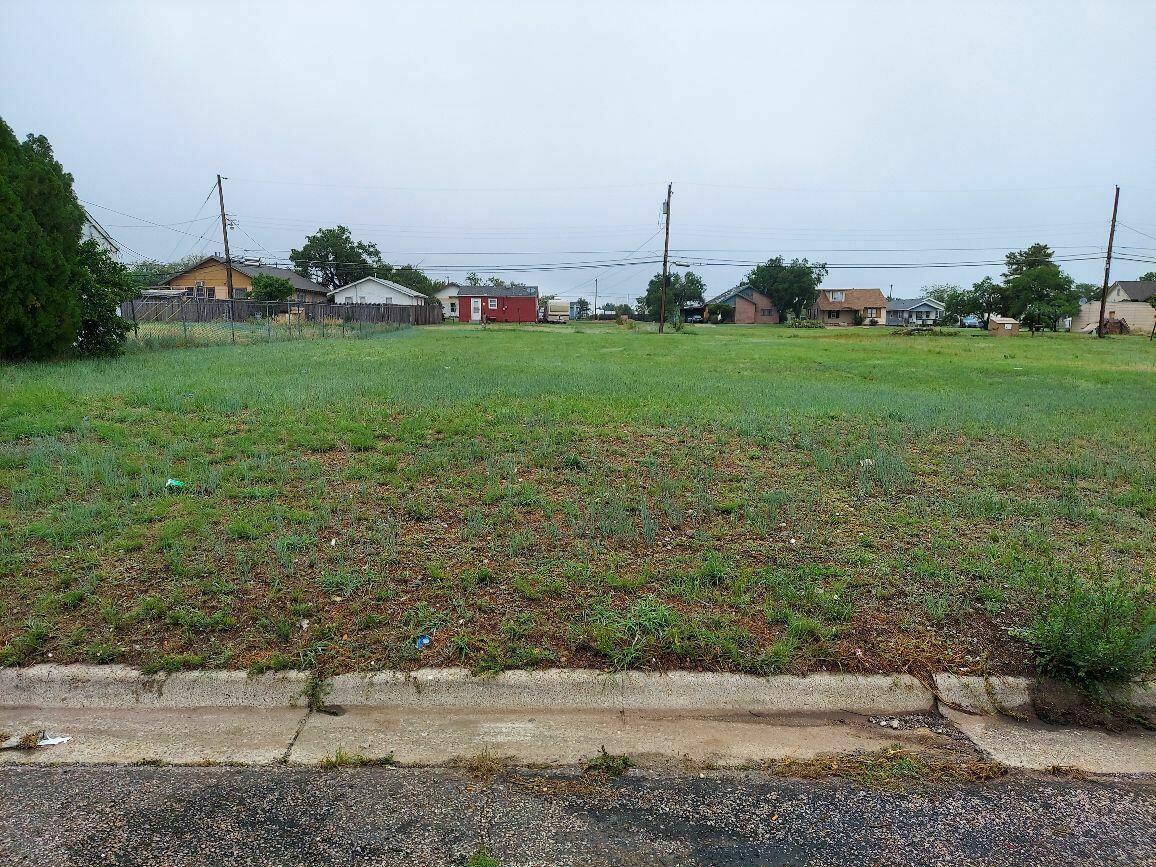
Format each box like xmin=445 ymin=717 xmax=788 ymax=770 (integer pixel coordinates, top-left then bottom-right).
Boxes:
xmin=1 ymin=324 xmax=1153 ymax=679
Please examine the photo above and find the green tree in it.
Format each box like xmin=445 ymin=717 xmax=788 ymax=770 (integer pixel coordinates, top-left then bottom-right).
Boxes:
xmin=466 ymin=272 xmax=482 ymax=286
xmin=923 ymin=283 xmax=971 ymax=324
xmin=128 ymin=253 xmax=205 ymax=289
xmin=0 ymin=118 xmax=86 ymax=360
xmin=537 ymin=293 xmax=557 ymax=312
xmin=574 ymin=297 xmax=591 ymax=318
xmin=743 ymin=257 xmax=828 ymax=319
xmin=613 ymin=303 xmax=632 ymax=316
xmin=74 ymin=239 xmax=137 ymax=356
xmin=1004 ymin=264 xmax=1079 ymax=331
xmin=1138 ymin=271 xmax=1156 ymax=282
xmin=249 ymin=273 xmax=295 ymax=301
xmin=383 ymin=264 xmax=438 ymax=297
xmin=290 ymin=226 xmax=383 ymax=289
xmin=971 ymin=276 xmax=1009 ymax=327
xmin=636 ymin=271 xmax=705 ymax=321
xmin=1074 ymin=282 xmax=1101 ymax=302
xmin=1003 ymin=243 xmax=1054 ymax=280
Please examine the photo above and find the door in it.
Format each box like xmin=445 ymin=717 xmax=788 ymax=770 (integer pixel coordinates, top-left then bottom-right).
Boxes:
xmin=471 ymin=298 xmax=481 ymax=320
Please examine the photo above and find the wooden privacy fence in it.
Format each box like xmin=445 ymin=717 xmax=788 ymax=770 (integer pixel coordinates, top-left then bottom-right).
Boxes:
xmin=122 ymin=297 xmax=443 ymax=326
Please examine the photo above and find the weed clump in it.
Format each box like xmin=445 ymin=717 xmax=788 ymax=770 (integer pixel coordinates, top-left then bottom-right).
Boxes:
xmin=1015 ymin=580 xmax=1156 ymax=686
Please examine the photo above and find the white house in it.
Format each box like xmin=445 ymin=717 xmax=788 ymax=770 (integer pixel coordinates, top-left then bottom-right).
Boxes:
xmin=82 ymin=209 xmax=120 ymax=258
xmin=328 ymin=276 xmax=428 ymax=306
xmin=435 ymin=283 xmax=463 ymax=320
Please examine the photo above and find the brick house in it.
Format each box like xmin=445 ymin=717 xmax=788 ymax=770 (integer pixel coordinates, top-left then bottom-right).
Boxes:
xmin=811 ymin=288 xmax=888 ymax=326
xmin=456 ymin=284 xmax=539 ymax=323
xmin=707 ymin=284 xmax=779 ymax=324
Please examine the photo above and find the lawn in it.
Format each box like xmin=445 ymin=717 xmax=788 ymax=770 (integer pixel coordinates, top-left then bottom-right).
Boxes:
xmin=1 ymin=323 xmax=1153 ymax=680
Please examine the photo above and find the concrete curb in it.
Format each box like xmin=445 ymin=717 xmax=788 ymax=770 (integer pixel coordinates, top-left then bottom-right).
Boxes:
xmin=1 ymin=665 xmax=1152 ymax=716
xmin=934 ymin=674 xmax=1156 ymax=717
xmin=0 ymin=665 xmax=311 ymax=708
xmin=326 ymin=669 xmax=934 ymax=714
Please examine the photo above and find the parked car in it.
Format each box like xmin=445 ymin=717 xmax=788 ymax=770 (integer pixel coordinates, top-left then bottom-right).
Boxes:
xmin=960 ymin=314 xmax=981 ymax=328
xmin=685 ymin=314 xmax=704 ymax=323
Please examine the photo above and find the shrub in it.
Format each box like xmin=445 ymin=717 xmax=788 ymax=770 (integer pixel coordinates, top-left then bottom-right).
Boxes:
xmin=249 ymin=273 xmax=295 ymax=302
xmin=786 ymin=315 xmax=824 ymax=329
xmin=1015 ymin=580 xmax=1156 ymax=686
xmin=74 ymin=239 xmax=137 ymax=356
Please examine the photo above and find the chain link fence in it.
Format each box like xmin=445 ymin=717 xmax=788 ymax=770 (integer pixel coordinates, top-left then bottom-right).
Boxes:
xmin=119 ymin=297 xmax=442 ymax=349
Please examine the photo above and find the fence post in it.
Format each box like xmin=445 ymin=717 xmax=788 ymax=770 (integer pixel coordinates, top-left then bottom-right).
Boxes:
xmin=129 ymin=298 xmax=139 ymax=338
xmin=230 ymin=299 xmax=236 ymax=344
xmin=182 ymin=300 xmax=189 ymax=344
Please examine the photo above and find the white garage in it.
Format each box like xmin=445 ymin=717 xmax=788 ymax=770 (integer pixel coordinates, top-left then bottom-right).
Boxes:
xmin=328 ymin=276 xmax=428 ymax=306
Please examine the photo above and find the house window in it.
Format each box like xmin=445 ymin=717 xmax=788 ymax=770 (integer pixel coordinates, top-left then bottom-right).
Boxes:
xmin=343 ymin=297 xmax=353 ymax=304
xmin=488 ymin=298 xmax=497 ymax=309
xmin=828 ymin=291 xmax=844 ymax=302
xmin=449 ymin=301 xmax=457 ymax=313
xmin=866 ymin=307 xmax=877 ymax=317
xmin=827 ymin=310 xmax=840 ymax=319
xmin=759 ymin=308 xmax=775 ymax=316
xmin=384 ymin=297 xmax=394 ymax=304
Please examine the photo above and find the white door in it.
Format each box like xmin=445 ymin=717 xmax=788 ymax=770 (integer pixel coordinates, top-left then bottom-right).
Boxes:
xmin=471 ymin=298 xmax=481 ymax=319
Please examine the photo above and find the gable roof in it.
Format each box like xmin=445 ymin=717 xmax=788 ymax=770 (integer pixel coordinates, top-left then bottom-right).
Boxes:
xmin=1110 ymin=281 xmax=1156 ymax=302
xmin=455 ymin=283 xmax=538 ymax=298
xmin=815 ymin=288 xmax=888 ymax=311
xmin=163 ymin=256 xmax=327 ymax=297
xmin=82 ymin=209 xmax=119 ymax=253
xmin=328 ymin=275 xmax=426 ymax=299
xmin=887 ymin=297 xmax=946 ymax=312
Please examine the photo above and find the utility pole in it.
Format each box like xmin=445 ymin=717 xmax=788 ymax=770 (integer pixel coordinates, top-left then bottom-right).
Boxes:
xmin=658 ymin=182 xmax=672 ymax=333
xmin=1096 ymin=185 xmax=1120 ymax=338
xmin=593 ymin=278 xmax=599 ymax=321
xmin=216 ymin=174 xmax=235 ymax=300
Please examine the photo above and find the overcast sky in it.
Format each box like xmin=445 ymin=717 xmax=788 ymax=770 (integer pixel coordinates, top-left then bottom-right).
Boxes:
xmin=3 ymin=0 xmax=1155 ymax=304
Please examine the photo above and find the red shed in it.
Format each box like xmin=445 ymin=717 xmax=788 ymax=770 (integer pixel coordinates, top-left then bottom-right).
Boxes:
xmin=456 ymin=284 xmax=539 ymax=323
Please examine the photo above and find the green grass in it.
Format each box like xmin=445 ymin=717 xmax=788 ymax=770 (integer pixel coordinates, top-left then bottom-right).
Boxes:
xmin=1 ymin=323 xmax=1154 ymax=679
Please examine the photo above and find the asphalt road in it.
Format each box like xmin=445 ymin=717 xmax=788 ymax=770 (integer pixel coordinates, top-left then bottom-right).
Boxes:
xmin=0 ymin=765 xmax=1152 ymax=866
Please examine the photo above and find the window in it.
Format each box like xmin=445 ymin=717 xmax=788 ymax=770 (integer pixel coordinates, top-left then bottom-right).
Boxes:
xmin=866 ymin=307 xmax=877 ymax=317
xmin=343 ymin=297 xmax=353 ymax=304
xmin=449 ymin=301 xmax=457 ymax=313
xmin=759 ymin=308 xmax=775 ymax=316
xmin=828 ymin=290 xmax=844 ymax=302
xmin=384 ymin=297 xmax=394 ymax=304
xmin=488 ymin=298 xmax=498 ymax=309
xmin=827 ymin=310 xmax=840 ymax=319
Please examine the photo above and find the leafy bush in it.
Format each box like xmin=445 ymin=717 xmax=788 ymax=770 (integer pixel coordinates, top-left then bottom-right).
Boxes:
xmin=75 ymin=239 xmax=137 ymax=356
xmin=249 ymin=273 xmax=295 ymax=302
xmin=786 ymin=315 xmax=824 ymax=329
xmin=1015 ymin=580 xmax=1156 ymax=685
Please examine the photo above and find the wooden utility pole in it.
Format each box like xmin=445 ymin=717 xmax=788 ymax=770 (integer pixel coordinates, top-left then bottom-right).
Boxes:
xmin=658 ymin=182 xmax=672 ymax=333
xmin=593 ymin=277 xmax=599 ymax=321
xmin=216 ymin=174 xmax=236 ymax=300
xmin=1096 ymin=185 xmax=1120 ymax=338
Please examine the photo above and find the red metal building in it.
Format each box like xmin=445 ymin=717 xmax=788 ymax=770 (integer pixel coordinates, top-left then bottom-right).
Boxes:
xmin=455 ymin=284 xmax=539 ymax=323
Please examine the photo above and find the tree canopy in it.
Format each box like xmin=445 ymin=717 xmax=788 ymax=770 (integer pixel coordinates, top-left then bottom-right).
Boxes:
xmin=127 ymin=253 xmax=205 ymax=288
xmin=637 ymin=270 xmax=705 ymax=321
xmin=290 ymin=226 xmax=384 ymax=289
xmin=0 ymin=118 xmax=86 ymax=359
xmin=573 ymin=297 xmax=591 ymax=317
xmin=1138 ymin=271 xmax=1156 ymax=282
xmin=1002 ymin=243 xmax=1054 ymax=280
xmin=1004 ymin=264 xmax=1079 ymax=331
xmin=743 ymin=257 xmax=828 ymax=319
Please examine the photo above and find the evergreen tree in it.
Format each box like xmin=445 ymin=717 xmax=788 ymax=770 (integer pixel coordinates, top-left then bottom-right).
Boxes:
xmin=0 ymin=118 xmax=86 ymax=360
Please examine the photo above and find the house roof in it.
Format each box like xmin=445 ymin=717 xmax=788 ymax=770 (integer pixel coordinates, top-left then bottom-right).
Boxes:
xmin=82 ymin=209 xmax=120 ymax=253
xmin=328 ymin=275 xmax=425 ymax=299
xmin=815 ymin=288 xmax=888 ymax=311
xmin=1110 ymin=281 xmax=1156 ymax=302
xmin=163 ymin=256 xmax=328 ymax=297
xmin=455 ymin=284 xmax=538 ymax=298
xmin=887 ymin=297 xmax=946 ymax=312
xmin=706 ymin=284 xmax=774 ymax=306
